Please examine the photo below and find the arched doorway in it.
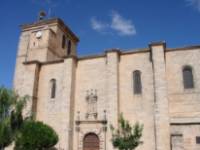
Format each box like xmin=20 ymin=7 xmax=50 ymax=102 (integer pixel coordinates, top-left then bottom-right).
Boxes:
xmin=83 ymin=133 xmax=99 ymax=150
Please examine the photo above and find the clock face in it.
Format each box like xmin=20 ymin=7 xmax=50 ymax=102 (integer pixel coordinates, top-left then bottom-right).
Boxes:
xmin=36 ymin=31 xmax=42 ymax=39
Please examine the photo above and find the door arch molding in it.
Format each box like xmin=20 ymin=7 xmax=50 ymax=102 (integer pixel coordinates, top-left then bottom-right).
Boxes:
xmin=83 ymin=133 xmax=100 ymax=150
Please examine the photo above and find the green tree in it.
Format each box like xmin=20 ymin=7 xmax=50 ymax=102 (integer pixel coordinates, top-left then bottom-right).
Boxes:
xmin=15 ymin=121 xmax=59 ymax=150
xmin=0 ymin=118 xmax=12 ymax=149
xmin=0 ymin=87 xmax=28 ymax=149
xmin=0 ymin=87 xmax=59 ymax=150
xmin=110 ymin=114 xmax=143 ymax=150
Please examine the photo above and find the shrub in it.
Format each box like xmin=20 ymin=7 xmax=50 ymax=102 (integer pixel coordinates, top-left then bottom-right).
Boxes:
xmin=15 ymin=121 xmax=58 ymax=150
xmin=110 ymin=114 xmax=143 ymax=150
xmin=0 ymin=118 xmax=13 ymax=148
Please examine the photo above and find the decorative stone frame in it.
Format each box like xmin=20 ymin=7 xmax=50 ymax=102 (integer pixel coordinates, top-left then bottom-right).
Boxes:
xmin=76 ymin=120 xmax=107 ymax=150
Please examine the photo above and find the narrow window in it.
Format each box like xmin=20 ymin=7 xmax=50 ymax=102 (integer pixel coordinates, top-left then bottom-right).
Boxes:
xmin=62 ymin=35 xmax=66 ymax=49
xmin=67 ymin=40 xmax=71 ymax=55
xmin=133 ymin=70 xmax=142 ymax=94
xmin=196 ymin=136 xmax=200 ymax=144
xmin=183 ymin=66 xmax=194 ymax=89
xmin=50 ymin=79 xmax=56 ymax=98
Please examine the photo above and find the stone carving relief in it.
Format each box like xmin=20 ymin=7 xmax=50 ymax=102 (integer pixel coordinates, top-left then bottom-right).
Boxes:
xmin=75 ymin=89 xmax=107 ymax=150
xmin=86 ymin=89 xmax=98 ymax=119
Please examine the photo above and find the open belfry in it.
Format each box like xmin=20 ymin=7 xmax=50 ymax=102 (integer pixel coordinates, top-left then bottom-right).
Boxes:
xmin=12 ymin=15 xmax=200 ymax=150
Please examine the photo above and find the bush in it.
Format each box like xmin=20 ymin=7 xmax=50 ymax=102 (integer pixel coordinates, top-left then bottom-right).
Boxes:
xmin=0 ymin=118 xmax=13 ymax=148
xmin=0 ymin=87 xmax=18 ymax=148
xmin=110 ymin=114 xmax=143 ymax=150
xmin=0 ymin=87 xmax=59 ymax=150
xmin=15 ymin=121 xmax=58 ymax=150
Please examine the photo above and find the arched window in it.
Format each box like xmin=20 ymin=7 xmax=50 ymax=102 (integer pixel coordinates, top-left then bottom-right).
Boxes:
xmin=183 ymin=66 xmax=194 ymax=89
xmin=133 ymin=70 xmax=142 ymax=94
xmin=62 ymin=35 xmax=66 ymax=49
xmin=50 ymin=79 xmax=56 ymax=98
xmin=67 ymin=40 xmax=71 ymax=55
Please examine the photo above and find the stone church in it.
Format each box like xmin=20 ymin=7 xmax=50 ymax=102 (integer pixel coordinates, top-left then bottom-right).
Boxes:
xmin=13 ymin=17 xmax=200 ymax=150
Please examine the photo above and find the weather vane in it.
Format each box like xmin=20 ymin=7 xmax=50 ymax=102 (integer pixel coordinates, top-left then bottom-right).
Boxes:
xmin=37 ymin=0 xmax=55 ymax=20
xmin=38 ymin=10 xmax=46 ymax=20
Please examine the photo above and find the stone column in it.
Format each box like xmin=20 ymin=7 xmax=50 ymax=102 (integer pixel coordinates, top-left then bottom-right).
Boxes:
xmin=150 ymin=42 xmax=170 ymax=150
xmin=60 ymin=56 xmax=76 ymax=150
xmin=105 ymin=49 xmax=120 ymax=150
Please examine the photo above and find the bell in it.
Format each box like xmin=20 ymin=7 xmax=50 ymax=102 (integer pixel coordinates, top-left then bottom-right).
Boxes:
xmin=38 ymin=11 xmax=46 ymax=20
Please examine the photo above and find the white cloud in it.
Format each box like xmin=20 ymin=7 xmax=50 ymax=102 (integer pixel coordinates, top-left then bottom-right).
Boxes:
xmin=186 ymin=0 xmax=200 ymax=11
xmin=90 ymin=11 xmax=136 ymax=36
xmin=110 ymin=11 xmax=136 ymax=36
xmin=90 ymin=18 xmax=108 ymax=32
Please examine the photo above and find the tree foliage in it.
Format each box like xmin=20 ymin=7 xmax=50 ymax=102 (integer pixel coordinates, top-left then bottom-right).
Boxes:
xmin=0 ymin=87 xmax=25 ymax=148
xmin=10 ymin=95 xmax=28 ymax=133
xmin=0 ymin=87 xmax=59 ymax=150
xmin=0 ymin=87 xmax=16 ymax=120
xmin=15 ymin=121 xmax=59 ymax=150
xmin=0 ymin=118 xmax=12 ymax=148
xmin=110 ymin=114 xmax=143 ymax=150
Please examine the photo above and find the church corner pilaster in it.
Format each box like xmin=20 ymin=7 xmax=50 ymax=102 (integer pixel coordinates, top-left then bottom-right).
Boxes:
xmin=60 ymin=56 xmax=77 ymax=150
xmin=149 ymin=41 xmax=170 ymax=150
xmin=105 ymin=49 xmax=120 ymax=150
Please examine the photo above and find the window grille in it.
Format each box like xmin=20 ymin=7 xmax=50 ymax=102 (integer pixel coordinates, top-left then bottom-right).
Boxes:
xmin=133 ymin=70 xmax=142 ymax=94
xmin=183 ymin=66 xmax=194 ymax=89
xmin=50 ymin=79 xmax=56 ymax=98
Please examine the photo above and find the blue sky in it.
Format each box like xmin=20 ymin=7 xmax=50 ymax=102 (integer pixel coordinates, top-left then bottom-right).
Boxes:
xmin=0 ymin=0 xmax=200 ymax=88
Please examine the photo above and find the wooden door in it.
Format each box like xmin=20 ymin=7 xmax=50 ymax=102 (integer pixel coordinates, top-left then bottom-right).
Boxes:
xmin=83 ymin=133 xmax=99 ymax=150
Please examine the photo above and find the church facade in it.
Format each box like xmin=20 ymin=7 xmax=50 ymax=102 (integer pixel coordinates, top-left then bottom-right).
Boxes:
xmin=13 ymin=18 xmax=200 ymax=150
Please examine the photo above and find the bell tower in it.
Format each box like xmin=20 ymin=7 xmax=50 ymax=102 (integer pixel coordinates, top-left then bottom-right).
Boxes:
xmin=18 ymin=15 xmax=79 ymax=63
xmin=13 ymin=16 xmax=79 ymax=118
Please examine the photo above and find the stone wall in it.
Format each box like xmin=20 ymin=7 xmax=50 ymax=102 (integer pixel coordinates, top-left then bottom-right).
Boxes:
xmin=166 ymin=48 xmax=200 ymax=119
xmin=119 ymin=52 xmax=156 ymax=150
xmin=171 ymin=124 xmax=200 ymax=150
xmin=73 ymin=56 xmax=107 ymax=150
xmin=12 ymin=17 xmax=200 ymax=150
